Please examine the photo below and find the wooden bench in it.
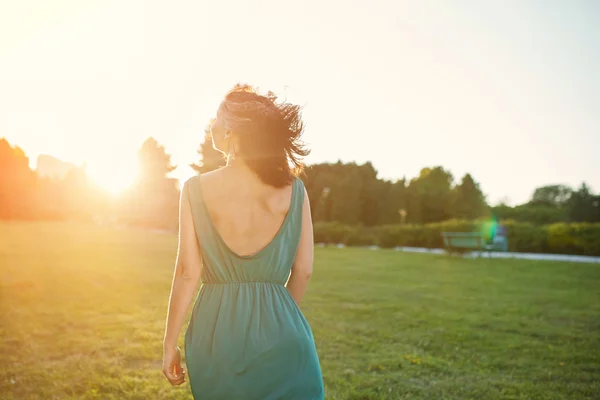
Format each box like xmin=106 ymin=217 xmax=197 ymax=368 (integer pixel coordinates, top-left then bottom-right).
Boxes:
xmin=441 ymin=232 xmax=491 ymax=256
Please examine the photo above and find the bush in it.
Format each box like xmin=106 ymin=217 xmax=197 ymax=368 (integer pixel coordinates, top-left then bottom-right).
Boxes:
xmin=546 ymin=223 xmax=600 ymax=256
xmin=313 ymin=222 xmax=353 ymax=245
xmin=313 ymin=223 xmax=379 ymax=247
xmin=501 ymin=220 xmax=547 ymax=253
xmin=344 ymin=226 xmax=377 ymax=247
xmin=316 ymin=220 xmax=600 ymax=256
xmin=373 ymin=220 xmax=482 ymax=249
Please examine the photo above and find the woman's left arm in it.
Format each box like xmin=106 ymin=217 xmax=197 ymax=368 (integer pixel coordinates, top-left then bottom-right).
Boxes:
xmin=162 ymin=180 xmax=203 ymax=385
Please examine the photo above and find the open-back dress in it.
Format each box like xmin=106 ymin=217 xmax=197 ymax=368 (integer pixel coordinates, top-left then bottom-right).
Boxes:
xmin=183 ymin=175 xmax=325 ymax=399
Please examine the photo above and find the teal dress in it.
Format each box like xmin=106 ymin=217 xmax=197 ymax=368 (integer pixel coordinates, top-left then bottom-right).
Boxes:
xmin=183 ymin=176 xmax=324 ymax=399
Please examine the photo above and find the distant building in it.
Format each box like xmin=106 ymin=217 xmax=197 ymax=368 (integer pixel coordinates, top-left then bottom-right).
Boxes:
xmin=36 ymin=154 xmax=75 ymax=180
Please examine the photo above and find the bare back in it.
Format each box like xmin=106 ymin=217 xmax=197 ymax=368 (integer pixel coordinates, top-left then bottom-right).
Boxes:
xmin=198 ymin=166 xmax=295 ymax=258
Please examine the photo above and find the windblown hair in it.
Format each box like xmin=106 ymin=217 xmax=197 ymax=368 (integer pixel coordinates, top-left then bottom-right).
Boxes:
xmin=219 ymin=84 xmax=310 ymax=188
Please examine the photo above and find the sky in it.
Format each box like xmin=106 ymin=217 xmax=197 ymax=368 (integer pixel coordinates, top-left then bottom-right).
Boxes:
xmin=0 ymin=0 xmax=598 ymax=204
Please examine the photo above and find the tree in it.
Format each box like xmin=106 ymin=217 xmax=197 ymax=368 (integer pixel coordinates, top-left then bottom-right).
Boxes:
xmin=491 ymin=184 xmax=573 ymax=225
xmin=357 ymin=162 xmax=388 ymax=226
xmin=530 ymin=184 xmax=573 ymax=208
xmin=302 ymin=163 xmax=336 ymax=222
xmin=452 ymin=173 xmax=488 ymax=220
xmin=137 ymin=137 xmax=176 ymax=184
xmin=303 ymin=161 xmax=381 ymax=225
xmin=190 ymin=119 xmax=225 ymax=174
xmin=406 ymin=166 xmax=454 ymax=224
xmin=329 ymin=163 xmax=363 ymax=225
xmin=566 ymin=183 xmax=600 ymax=223
xmin=375 ymin=178 xmax=407 ymax=225
xmin=0 ymin=138 xmax=37 ymax=219
xmin=120 ymin=138 xmax=179 ymax=230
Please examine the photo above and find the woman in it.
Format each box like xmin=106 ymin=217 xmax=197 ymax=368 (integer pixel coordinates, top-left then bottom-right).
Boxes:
xmin=162 ymin=84 xmax=325 ymax=399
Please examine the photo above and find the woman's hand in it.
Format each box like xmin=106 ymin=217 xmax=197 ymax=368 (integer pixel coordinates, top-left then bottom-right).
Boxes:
xmin=162 ymin=345 xmax=186 ymax=386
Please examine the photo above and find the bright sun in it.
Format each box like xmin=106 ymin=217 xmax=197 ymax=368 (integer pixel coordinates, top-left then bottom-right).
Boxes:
xmin=87 ymin=163 xmax=138 ymax=196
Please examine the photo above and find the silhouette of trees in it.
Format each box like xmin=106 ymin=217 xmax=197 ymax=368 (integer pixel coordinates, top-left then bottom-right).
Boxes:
xmin=190 ymin=119 xmax=225 ymax=174
xmin=531 ymin=185 xmax=573 ymax=208
xmin=0 ymin=138 xmax=110 ymax=221
xmin=301 ymin=163 xmax=488 ymax=226
xmin=0 ymin=139 xmax=37 ymax=219
xmin=566 ymin=183 xmax=600 ymax=223
xmin=491 ymin=183 xmax=600 ymax=225
xmin=375 ymin=178 xmax=408 ymax=225
xmin=405 ymin=167 xmax=455 ymax=224
xmin=136 ymin=137 xmax=177 ymax=183
xmin=452 ymin=173 xmax=488 ymax=220
xmin=119 ymin=138 xmax=179 ymax=230
xmin=303 ymin=162 xmax=374 ymax=225
xmin=2 ymin=136 xmax=600 ymax=231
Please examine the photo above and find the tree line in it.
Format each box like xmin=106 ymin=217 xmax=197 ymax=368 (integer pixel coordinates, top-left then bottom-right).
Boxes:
xmin=0 ymin=137 xmax=179 ymax=230
xmin=1 ymin=135 xmax=599 ymax=230
xmin=303 ymin=164 xmax=599 ymax=226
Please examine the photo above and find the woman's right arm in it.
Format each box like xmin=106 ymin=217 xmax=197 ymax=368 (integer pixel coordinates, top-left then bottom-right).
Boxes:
xmin=286 ymin=187 xmax=314 ymax=307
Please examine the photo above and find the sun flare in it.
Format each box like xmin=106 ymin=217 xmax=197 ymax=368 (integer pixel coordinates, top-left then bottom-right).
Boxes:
xmin=87 ymin=163 xmax=138 ymax=196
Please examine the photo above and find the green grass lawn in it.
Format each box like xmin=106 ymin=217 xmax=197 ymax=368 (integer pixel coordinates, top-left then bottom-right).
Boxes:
xmin=1 ymin=222 xmax=599 ymax=399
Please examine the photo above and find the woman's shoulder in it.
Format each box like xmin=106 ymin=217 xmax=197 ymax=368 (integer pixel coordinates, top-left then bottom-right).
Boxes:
xmin=183 ymin=175 xmax=199 ymax=187
xmin=183 ymin=169 xmax=225 ymax=189
xmin=181 ymin=175 xmax=199 ymax=196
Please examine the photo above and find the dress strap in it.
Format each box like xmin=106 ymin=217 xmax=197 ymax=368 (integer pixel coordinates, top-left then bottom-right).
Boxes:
xmin=293 ymin=177 xmax=305 ymax=213
xmin=288 ymin=177 xmax=305 ymax=233
xmin=184 ymin=176 xmax=214 ymax=243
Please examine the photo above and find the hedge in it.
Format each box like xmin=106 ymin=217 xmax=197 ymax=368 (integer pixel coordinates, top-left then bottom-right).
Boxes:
xmin=313 ymin=220 xmax=600 ymax=257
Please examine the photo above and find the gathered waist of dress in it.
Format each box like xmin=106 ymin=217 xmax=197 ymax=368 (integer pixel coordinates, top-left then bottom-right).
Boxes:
xmin=202 ymin=281 xmax=286 ymax=286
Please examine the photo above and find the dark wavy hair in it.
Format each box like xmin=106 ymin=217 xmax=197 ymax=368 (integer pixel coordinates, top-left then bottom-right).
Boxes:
xmin=221 ymin=84 xmax=310 ymax=188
